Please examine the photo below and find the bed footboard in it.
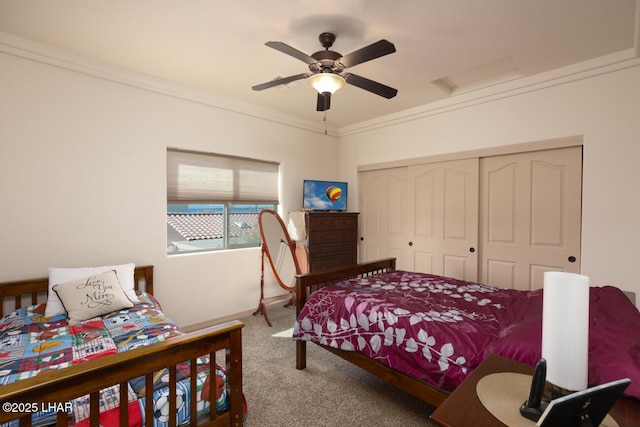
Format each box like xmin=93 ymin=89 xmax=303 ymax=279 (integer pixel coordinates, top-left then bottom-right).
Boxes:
xmin=0 ymin=320 xmax=244 ymax=427
xmin=294 ymin=258 xmax=396 ymax=370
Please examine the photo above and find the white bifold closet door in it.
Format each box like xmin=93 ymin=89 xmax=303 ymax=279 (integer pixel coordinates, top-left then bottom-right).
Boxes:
xmin=479 ymin=146 xmax=582 ymax=290
xmin=358 ymin=158 xmax=478 ymax=280
xmin=407 ymin=159 xmax=479 ymax=281
xmin=359 ymin=167 xmax=410 ymax=268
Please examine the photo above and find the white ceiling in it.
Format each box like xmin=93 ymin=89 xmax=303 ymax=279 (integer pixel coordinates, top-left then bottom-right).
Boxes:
xmin=0 ymin=0 xmax=638 ymax=129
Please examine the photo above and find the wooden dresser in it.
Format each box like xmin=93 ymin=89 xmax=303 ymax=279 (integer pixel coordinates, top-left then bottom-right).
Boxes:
xmin=305 ymin=212 xmax=359 ymax=273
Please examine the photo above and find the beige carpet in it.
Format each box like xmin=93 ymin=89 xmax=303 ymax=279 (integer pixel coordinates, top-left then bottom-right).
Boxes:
xmin=240 ymin=303 xmax=440 ymax=426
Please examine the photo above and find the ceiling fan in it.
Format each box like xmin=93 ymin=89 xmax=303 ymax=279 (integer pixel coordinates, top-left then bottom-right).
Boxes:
xmin=252 ymin=32 xmax=398 ymax=112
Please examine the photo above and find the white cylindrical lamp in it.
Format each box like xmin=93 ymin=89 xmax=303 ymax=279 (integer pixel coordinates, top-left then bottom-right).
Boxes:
xmin=541 ymin=271 xmax=590 ymax=394
xmin=287 ymin=212 xmax=307 ymax=241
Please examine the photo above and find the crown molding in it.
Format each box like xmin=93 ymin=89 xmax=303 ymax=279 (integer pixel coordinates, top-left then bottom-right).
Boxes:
xmin=0 ymin=31 xmax=339 ymax=138
xmin=338 ymin=48 xmax=640 ymax=137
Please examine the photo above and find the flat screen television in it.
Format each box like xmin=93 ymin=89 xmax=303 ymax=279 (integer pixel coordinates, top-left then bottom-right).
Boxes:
xmin=303 ymin=179 xmax=348 ymax=211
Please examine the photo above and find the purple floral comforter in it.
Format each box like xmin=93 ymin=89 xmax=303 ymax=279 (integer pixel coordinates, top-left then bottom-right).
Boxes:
xmin=292 ymin=270 xmax=640 ymax=400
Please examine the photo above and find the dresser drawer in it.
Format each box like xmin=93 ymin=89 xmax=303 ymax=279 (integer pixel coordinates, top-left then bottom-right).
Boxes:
xmin=307 ymin=229 xmax=357 ymax=246
xmin=307 ymin=241 xmax=356 ymax=256
xmin=306 ymin=213 xmax=358 ymax=231
xmin=309 ymin=254 xmax=358 ymax=272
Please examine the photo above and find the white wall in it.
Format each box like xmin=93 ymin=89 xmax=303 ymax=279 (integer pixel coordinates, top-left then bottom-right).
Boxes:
xmin=0 ymin=51 xmax=339 ymax=326
xmin=339 ymin=63 xmax=640 ymax=306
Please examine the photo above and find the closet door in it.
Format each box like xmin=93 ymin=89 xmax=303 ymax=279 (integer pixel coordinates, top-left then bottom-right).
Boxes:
xmin=359 ymin=167 xmax=410 ymax=269
xmin=408 ymin=159 xmax=479 ymax=281
xmin=479 ymin=146 xmax=582 ymax=290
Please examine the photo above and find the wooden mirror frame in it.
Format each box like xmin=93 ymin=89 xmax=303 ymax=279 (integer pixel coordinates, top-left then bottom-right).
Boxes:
xmin=258 ymin=209 xmax=301 ymax=291
xmin=253 ymin=209 xmax=301 ymax=326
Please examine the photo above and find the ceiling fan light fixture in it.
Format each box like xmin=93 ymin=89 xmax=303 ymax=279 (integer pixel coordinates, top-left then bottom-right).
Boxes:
xmin=309 ymin=73 xmax=345 ymax=94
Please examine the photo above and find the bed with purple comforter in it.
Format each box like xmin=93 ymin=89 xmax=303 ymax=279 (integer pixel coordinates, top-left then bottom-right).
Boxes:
xmin=292 ymin=270 xmax=640 ymax=400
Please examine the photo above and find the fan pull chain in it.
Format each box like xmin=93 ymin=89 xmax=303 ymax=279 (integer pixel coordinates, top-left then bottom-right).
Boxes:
xmin=324 ymin=111 xmax=328 ymax=135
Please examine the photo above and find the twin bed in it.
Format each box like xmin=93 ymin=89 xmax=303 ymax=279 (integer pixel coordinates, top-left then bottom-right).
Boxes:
xmin=0 ymin=264 xmax=244 ymax=427
xmin=293 ymin=258 xmax=640 ymax=425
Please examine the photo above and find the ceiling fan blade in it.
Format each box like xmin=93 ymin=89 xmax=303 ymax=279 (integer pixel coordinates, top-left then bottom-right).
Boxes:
xmin=339 ymin=40 xmax=396 ymax=68
xmin=265 ymin=41 xmax=317 ymax=65
xmin=316 ymin=92 xmax=331 ymax=111
xmin=252 ymin=73 xmax=311 ymax=91
xmin=344 ymin=73 xmax=398 ymax=99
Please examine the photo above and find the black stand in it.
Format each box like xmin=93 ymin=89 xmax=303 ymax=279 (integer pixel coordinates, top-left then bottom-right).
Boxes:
xmin=520 ymin=401 xmax=549 ymax=422
xmin=520 ymin=358 xmax=548 ymax=421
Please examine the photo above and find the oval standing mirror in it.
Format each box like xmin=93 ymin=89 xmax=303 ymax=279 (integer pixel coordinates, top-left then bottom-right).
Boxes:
xmin=254 ymin=209 xmax=301 ymax=326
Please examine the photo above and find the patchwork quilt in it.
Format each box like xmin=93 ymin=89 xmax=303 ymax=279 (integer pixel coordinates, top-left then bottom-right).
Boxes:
xmin=0 ymin=293 xmax=228 ymax=427
xmin=293 ymin=270 xmax=640 ymax=400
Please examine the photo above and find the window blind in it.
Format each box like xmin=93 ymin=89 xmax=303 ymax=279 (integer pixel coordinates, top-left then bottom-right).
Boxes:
xmin=167 ymin=148 xmax=279 ymax=204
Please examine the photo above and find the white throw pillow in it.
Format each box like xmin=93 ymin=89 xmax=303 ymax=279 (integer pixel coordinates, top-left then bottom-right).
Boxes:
xmin=52 ymin=270 xmax=134 ymax=325
xmin=46 ymin=263 xmax=139 ymax=317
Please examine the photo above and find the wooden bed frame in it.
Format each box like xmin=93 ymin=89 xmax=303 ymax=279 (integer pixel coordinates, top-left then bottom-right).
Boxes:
xmin=294 ymin=258 xmax=640 ymax=426
xmin=294 ymin=257 xmax=449 ymax=407
xmin=0 ymin=265 xmax=244 ymax=427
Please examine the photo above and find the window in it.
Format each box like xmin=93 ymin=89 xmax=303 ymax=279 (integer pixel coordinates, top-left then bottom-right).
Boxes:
xmin=167 ymin=148 xmax=279 ymax=255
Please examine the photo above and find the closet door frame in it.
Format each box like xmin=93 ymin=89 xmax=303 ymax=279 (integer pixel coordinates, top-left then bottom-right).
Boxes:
xmin=357 ymin=136 xmax=583 ymax=286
